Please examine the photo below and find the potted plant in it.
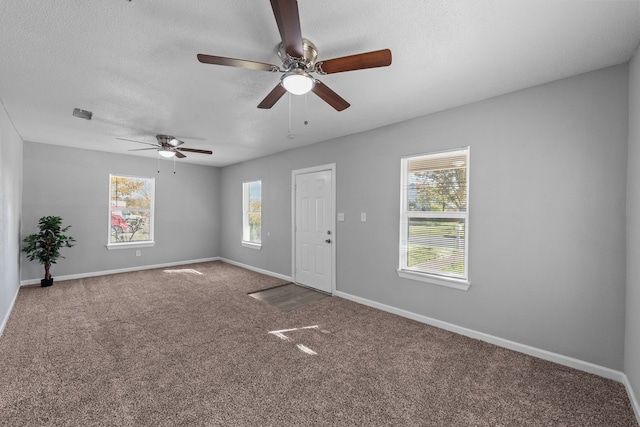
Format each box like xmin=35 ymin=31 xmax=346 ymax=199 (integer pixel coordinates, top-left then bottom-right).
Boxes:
xmin=22 ymin=216 xmax=75 ymax=287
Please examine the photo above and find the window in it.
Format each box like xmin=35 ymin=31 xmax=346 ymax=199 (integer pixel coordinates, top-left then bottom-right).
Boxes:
xmin=398 ymin=147 xmax=470 ymax=290
xmin=108 ymin=174 xmax=155 ymax=248
xmin=242 ymin=180 xmax=262 ymax=249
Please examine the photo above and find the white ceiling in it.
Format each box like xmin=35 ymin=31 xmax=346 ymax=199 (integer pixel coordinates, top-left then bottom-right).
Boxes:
xmin=1 ymin=1 xmax=639 ymax=167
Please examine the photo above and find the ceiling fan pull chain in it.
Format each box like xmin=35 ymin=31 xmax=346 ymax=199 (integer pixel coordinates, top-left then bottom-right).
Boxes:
xmin=173 ymin=155 xmax=176 ymax=174
xmin=157 ymin=152 xmax=160 ymax=174
xmin=288 ymin=92 xmax=293 ymax=137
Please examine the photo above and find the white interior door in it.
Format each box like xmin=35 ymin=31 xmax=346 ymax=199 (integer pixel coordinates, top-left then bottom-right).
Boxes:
xmin=293 ymin=168 xmax=334 ymax=294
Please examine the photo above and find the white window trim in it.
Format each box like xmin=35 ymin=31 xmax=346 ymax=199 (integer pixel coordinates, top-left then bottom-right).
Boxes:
xmin=242 ymin=180 xmax=262 ymax=249
xmin=241 ymin=241 xmax=262 ymax=250
xmin=398 ymin=147 xmax=470 ymax=291
xmin=397 ymin=269 xmax=470 ymax=291
xmin=106 ymin=241 xmax=156 ymax=250
xmin=107 ymin=174 xmax=155 ymax=249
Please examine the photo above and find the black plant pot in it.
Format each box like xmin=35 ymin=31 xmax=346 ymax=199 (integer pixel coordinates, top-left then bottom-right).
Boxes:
xmin=41 ymin=278 xmax=54 ymax=287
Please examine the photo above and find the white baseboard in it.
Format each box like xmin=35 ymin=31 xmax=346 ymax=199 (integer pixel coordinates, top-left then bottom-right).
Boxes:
xmin=218 ymin=257 xmax=292 ymax=282
xmin=0 ymin=285 xmax=20 ymax=337
xmin=19 ymin=257 xmax=220 ymax=286
xmin=623 ymin=374 xmax=640 ymax=424
xmin=335 ymin=290 xmax=626 ymax=383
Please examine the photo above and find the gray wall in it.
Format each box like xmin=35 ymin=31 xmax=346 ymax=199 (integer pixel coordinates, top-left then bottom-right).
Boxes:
xmin=626 ymin=45 xmax=640 ymax=408
xmin=0 ymin=103 xmax=23 ymax=332
xmin=21 ymin=142 xmax=221 ymax=281
xmin=221 ymin=64 xmax=629 ymax=370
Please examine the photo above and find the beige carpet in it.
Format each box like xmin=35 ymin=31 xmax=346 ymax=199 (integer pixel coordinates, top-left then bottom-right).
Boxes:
xmin=0 ymin=261 xmax=637 ymax=426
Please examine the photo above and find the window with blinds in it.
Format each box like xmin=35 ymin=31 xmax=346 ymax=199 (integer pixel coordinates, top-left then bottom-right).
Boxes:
xmin=398 ymin=148 xmax=470 ymax=288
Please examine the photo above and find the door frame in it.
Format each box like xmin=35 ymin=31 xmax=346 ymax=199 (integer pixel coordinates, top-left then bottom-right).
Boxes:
xmin=291 ymin=163 xmax=336 ymax=295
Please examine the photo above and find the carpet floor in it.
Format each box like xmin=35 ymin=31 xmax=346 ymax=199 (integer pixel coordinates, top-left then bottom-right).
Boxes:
xmin=0 ymin=261 xmax=637 ymax=426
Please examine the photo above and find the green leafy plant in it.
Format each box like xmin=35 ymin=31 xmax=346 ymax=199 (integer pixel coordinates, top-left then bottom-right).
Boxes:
xmin=22 ymin=216 xmax=75 ymax=281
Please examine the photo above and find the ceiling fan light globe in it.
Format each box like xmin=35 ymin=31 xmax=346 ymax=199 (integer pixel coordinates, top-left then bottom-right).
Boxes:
xmin=158 ymin=150 xmax=175 ymax=158
xmin=282 ymin=73 xmax=314 ymax=95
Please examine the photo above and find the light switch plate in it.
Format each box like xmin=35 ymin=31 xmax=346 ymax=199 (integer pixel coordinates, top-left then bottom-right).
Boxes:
xmin=361 ymin=212 xmax=367 ymax=222
xmin=337 ymin=212 xmax=345 ymax=222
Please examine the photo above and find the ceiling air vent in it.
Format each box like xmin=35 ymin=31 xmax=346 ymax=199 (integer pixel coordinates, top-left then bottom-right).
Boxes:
xmin=72 ymin=108 xmax=92 ymax=120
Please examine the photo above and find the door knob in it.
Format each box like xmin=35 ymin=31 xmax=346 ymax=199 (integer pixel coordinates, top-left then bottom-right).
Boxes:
xmin=325 ymin=239 xmax=331 ymax=244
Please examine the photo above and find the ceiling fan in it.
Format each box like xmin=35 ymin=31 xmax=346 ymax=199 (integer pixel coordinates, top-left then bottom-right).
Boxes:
xmin=197 ymin=0 xmax=392 ymax=111
xmin=116 ymin=135 xmax=213 ymax=159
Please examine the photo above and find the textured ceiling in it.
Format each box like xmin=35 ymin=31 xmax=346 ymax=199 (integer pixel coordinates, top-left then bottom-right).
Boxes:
xmin=1 ymin=1 xmax=639 ymax=167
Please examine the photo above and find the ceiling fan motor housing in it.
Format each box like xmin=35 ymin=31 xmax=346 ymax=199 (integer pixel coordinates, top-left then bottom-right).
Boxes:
xmin=278 ymin=38 xmax=318 ymax=72
xmin=156 ymin=134 xmax=183 ymax=147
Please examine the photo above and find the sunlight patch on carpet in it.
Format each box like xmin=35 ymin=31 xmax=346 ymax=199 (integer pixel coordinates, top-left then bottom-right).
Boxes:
xmin=296 ymin=344 xmax=317 ymax=355
xmin=269 ymin=325 xmax=328 ymax=355
xmin=269 ymin=325 xmax=321 ymax=340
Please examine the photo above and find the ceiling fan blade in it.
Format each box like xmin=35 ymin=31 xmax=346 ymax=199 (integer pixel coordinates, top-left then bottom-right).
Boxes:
xmin=311 ymin=80 xmax=350 ymax=111
xmin=317 ymin=49 xmax=392 ymax=74
xmin=197 ymin=54 xmax=280 ymax=72
xmin=116 ymin=137 xmax=159 ymax=147
xmin=177 ymin=147 xmax=213 ymax=155
xmin=257 ymin=84 xmax=287 ymax=109
xmin=175 ymin=151 xmax=187 ymax=159
xmin=128 ymin=148 xmax=159 ymax=152
xmin=270 ymin=0 xmax=303 ymax=58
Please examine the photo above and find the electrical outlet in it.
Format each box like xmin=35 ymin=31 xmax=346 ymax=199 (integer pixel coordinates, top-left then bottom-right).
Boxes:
xmin=136 ymin=250 xmax=141 ymax=257
xmin=361 ymin=212 xmax=367 ymax=222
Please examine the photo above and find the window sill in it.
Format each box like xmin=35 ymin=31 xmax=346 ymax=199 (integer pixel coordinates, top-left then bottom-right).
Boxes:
xmin=106 ymin=241 xmax=156 ymax=250
xmin=242 ymin=241 xmax=262 ymax=250
xmin=397 ymin=269 xmax=470 ymax=291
